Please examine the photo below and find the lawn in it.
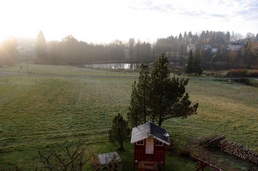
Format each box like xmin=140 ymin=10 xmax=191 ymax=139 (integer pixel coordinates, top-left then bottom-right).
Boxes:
xmin=0 ymin=64 xmax=257 ymax=170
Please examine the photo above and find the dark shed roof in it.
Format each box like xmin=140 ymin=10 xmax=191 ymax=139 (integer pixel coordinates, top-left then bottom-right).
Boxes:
xmin=130 ymin=122 xmax=170 ymax=145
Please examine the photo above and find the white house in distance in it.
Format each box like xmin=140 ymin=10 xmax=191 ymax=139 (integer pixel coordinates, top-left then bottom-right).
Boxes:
xmin=211 ymin=47 xmax=218 ymax=53
xmin=187 ymin=44 xmax=196 ymax=53
xmin=203 ymin=44 xmax=212 ymax=50
xmin=227 ymin=41 xmax=244 ymax=51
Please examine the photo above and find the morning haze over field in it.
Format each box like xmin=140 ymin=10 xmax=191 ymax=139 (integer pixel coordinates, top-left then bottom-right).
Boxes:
xmin=1 ymin=0 xmax=258 ymax=171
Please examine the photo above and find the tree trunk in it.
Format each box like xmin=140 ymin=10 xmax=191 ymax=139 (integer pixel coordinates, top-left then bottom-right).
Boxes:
xmin=119 ymin=141 xmax=124 ymax=151
xmin=158 ymin=118 xmax=162 ymax=127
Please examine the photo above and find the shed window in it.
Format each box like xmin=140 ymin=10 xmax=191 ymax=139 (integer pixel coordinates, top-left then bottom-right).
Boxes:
xmin=136 ymin=140 xmax=144 ymax=145
xmin=156 ymin=140 xmax=163 ymax=146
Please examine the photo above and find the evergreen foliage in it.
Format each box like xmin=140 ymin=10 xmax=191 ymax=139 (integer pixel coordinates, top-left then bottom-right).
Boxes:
xmin=109 ymin=113 xmax=130 ymax=151
xmin=185 ymin=49 xmax=202 ymax=75
xmin=128 ymin=53 xmax=198 ymax=127
xmin=255 ymin=33 xmax=258 ymax=42
xmin=3 ymin=30 xmax=258 ymax=69
xmin=193 ymin=49 xmax=203 ymax=75
xmin=185 ymin=50 xmax=194 ymax=74
xmin=127 ymin=64 xmax=150 ymax=127
xmin=36 ymin=30 xmax=47 ymax=62
xmin=148 ymin=54 xmax=171 ymax=125
xmin=127 ymin=81 xmax=140 ymax=127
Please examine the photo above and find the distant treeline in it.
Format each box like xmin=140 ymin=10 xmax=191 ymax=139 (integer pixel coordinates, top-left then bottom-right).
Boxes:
xmin=1 ymin=31 xmax=258 ymax=70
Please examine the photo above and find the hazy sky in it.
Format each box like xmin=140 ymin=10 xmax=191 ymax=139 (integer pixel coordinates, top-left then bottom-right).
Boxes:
xmin=1 ymin=0 xmax=258 ymax=43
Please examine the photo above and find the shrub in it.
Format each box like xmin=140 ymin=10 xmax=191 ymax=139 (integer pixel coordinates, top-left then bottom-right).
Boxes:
xmin=225 ymin=69 xmax=247 ymax=77
xmin=247 ymin=70 xmax=258 ymax=77
xmin=166 ymin=138 xmax=177 ymax=153
xmin=179 ymin=149 xmax=191 ymax=158
xmin=225 ymin=69 xmax=258 ymax=77
xmin=238 ymin=78 xmax=251 ymax=85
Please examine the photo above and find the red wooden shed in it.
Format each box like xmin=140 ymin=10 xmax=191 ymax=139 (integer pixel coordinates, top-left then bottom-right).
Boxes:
xmin=130 ymin=122 xmax=170 ymax=171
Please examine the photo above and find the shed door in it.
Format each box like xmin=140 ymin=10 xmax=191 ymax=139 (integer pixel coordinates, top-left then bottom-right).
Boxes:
xmin=145 ymin=138 xmax=154 ymax=154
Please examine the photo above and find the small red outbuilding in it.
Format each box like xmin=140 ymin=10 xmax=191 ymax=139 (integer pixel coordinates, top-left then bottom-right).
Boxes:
xmin=130 ymin=122 xmax=170 ymax=171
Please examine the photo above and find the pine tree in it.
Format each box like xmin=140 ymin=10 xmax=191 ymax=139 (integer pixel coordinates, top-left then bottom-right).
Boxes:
xmin=109 ymin=113 xmax=130 ymax=151
xmin=193 ymin=49 xmax=203 ymax=75
xmin=179 ymin=33 xmax=182 ymax=41
xmin=185 ymin=49 xmax=202 ymax=75
xmin=36 ymin=30 xmax=47 ymax=62
xmin=185 ymin=50 xmax=194 ymax=74
xmin=128 ymin=53 xmax=198 ymax=127
xmin=127 ymin=81 xmax=140 ymax=127
xmin=148 ymin=54 xmax=171 ymax=125
xmin=255 ymin=33 xmax=258 ymax=42
xmin=149 ymin=53 xmax=198 ymax=126
xmin=127 ymin=64 xmax=150 ymax=127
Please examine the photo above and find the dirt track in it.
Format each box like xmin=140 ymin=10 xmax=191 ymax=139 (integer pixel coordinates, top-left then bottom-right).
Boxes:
xmin=0 ymin=72 xmax=20 ymax=78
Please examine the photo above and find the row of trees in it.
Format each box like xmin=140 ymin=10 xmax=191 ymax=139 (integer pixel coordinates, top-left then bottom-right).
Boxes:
xmin=44 ymin=32 xmax=258 ymax=69
xmin=46 ymin=38 xmax=154 ymax=65
xmin=1 ymin=30 xmax=258 ymax=69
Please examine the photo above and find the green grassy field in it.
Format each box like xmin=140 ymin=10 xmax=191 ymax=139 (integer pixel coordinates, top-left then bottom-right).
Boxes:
xmin=0 ymin=64 xmax=258 ymax=170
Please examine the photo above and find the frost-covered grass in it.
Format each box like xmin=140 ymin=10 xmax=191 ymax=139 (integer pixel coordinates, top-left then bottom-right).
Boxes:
xmin=0 ymin=64 xmax=257 ymax=170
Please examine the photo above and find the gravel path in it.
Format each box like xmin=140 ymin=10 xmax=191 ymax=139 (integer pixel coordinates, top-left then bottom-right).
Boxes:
xmin=0 ymin=72 xmax=20 ymax=78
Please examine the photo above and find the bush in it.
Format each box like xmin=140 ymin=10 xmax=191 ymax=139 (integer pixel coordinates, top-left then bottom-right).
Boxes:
xmin=179 ymin=149 xmax=191 ymax=158
xmin=225 ymin=69 xmax=247 ymax=77
xmin=238 ymin=78 xmax=251 ymax=85
xmin=166 ymin=138 xmax=177 ymax=153
xmin=247 ymin=70 xmax=258 ymax=77
xmin=225 ymin=69 xmax=258 ymax=77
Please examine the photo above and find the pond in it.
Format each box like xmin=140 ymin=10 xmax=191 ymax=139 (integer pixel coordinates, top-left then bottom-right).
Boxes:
xmin=84 ymin=61 xmax=181 ymax=70
xmin=84 ymin=63 xmax=142 ymax=70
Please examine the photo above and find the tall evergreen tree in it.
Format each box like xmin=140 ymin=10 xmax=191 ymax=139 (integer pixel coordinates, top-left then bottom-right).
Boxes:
xmin=36 ymin=30 xmax=47 ymax=62
xmin=129 ymin=38 xmax=135 ymax=60
xmin=255 ymin=33 xmax=258 ymax=42
xmin=128 ymin=53 xmax=198 ymax=127
xmin=127 ymin=64 xmax=150 ymax=127
xmin=185 ymin=50 xmax=194 ymax=74
xmin=185 ymin=49 xmax=202 ymax=75
xmin=179 ymin=33 xmax=183 ymax=41
xmin=188 ymin=31 xmax=192 ymax=39
xmin=136 ymin=64 xmax=150 ymax=122
xmin=149 ymin=53 xmax=198 ymax=126
xmin=109 ymin=113 xmax=130 ymax=151
xmin=148 ymin=54 xmax=171 ymax=125
xmin=127 ymin=81 xmax=140 ymax=127
xmin=193 ymin=49 xmax=203 ymax=75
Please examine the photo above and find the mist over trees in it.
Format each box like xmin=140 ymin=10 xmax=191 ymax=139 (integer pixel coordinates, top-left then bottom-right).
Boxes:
xmin=1 ymin=30 xmax=258 ymax=70
xmin=36 ymin=31 xmax=47 ymax=63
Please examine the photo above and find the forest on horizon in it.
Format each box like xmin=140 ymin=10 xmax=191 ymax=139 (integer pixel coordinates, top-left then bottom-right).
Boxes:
xmin=1 ymin=30 xmax=258 ymax=70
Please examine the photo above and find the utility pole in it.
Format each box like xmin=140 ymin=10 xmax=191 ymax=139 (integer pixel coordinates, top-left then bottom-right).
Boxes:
xmin=211 ymin=55 xmax=216 ymax=71
xmin=26 ymin=51 xmax=28 ymax=73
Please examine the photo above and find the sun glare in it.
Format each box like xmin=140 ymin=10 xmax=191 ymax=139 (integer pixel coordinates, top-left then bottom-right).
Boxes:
xmin=0 ymin=0 xmax=257 ymax=43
